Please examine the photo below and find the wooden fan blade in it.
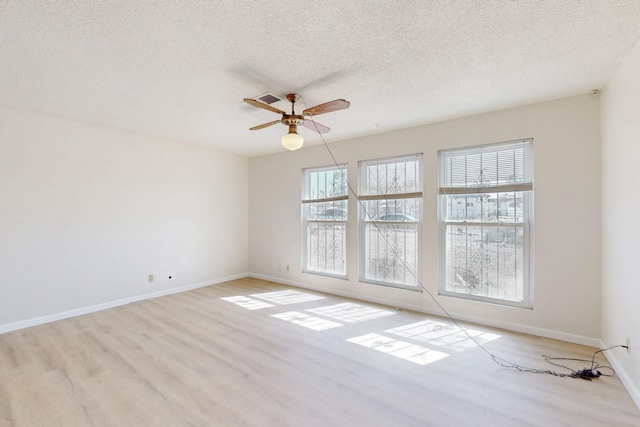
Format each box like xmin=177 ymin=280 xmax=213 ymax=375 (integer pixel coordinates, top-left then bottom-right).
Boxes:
xmin=301 ymin=120 xmax=330 ymax=134
xmin=243 ymin=98 xmax=286 ymax=115
xmin=250 ymin=120 xmax=281 ymax=131
xmin=302 ymin=99 xmax=350 ymax=116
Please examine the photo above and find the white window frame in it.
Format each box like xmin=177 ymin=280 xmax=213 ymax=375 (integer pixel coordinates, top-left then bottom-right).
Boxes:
xmin=438 ymin=139 xmax=533 ymax=308
xmin=358 ymin=154 xmax=423 ymax=290
xmin=302 ymin=164 xmax=349 ymax=278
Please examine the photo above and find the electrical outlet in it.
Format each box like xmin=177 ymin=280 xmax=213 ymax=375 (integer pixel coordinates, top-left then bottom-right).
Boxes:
xmin=627 ymin=338 xmax=631 ymax=354
xmin=148 ymin=274 xmax=154 ymax=283
xmin=286 ymin=265 xmax=290 ymax=272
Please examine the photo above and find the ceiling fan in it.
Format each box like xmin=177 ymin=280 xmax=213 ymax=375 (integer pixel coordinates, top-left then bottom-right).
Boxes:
xmin=243 ymin=93 xmax=350 ymax=151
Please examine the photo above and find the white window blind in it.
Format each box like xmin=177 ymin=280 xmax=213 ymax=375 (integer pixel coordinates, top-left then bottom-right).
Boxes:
xmin=439 ymin=139 xmax=533 ymax=194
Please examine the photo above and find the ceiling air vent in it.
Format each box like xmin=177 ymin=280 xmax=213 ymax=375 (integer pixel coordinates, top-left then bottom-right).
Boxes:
xmin=255 ymin=92 xmax=283 ymax=105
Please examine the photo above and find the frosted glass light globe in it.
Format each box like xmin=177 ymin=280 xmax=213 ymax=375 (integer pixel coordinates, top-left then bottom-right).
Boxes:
xmin=281 ymin=132 xmax=304 ymax=151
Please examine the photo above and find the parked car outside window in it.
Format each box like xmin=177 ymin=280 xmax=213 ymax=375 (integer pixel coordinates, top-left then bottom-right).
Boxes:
xmin=316 ymin=208 xmax=347 ymax=220
xmin=375 ymin=213 xmax=417 ymax=221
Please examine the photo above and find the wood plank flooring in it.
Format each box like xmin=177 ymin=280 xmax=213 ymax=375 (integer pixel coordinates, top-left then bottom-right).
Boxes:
xmin=1 ymin=277 xmax=638 ymax=426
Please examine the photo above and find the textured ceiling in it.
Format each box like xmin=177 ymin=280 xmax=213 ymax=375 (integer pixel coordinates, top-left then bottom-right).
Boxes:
xmin=1 ymin=1 xmax=640 ymax=157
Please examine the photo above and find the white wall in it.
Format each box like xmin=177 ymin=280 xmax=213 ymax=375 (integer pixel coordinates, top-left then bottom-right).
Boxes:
xmin=601 ymin=37 xmax=640 ymax=407
xmin=0 ymin=106 xmax=248 ymax=329
xmin=249 ymin=94 xmax=601 ymax=344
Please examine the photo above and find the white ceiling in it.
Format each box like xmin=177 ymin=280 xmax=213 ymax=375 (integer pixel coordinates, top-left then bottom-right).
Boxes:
xmin=1 ymin=1 xmax=640 ymax=157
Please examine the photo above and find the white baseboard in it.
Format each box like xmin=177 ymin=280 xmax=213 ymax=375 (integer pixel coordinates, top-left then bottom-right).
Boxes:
xmin=249 ymin=273 xmax=600 ymax=347
xmin=600 ymin=340 xmax=640 ymax=411
xmin=0 ymin=273 xmax=248 ymax=335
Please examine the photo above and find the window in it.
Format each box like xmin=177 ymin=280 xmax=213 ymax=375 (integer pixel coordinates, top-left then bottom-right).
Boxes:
xmin=302 ymin=164 xmax=348 ymax=277
xmin=358 ymin=154 xmax=422 ymax=289
xmin=438 ymin=139 xmax=533 ymax=307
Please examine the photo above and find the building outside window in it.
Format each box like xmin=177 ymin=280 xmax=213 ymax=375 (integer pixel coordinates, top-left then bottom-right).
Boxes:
xmin=358 ymin=154 xmax=423 ymax=289
xmin=302 ymin=164 xmax=348 ymax=277
xmin=438 ymin=139 xmax=533 ymax=307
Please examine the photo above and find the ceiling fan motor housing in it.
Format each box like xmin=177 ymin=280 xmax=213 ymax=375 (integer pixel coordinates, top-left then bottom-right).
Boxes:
xmin=283 ymin=115 xmax=305 ymax=126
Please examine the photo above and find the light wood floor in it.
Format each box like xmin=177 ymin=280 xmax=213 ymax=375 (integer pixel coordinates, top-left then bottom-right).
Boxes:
xmin=1 ymin=277 xmax=638 ymax=426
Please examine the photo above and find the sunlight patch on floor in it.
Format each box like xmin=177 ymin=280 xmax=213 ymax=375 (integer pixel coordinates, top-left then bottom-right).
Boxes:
xmin=307 ymin=303 xmax=395 ymax=323
xmin=385 ymin=319 xmax=501 ymax=352
xmin=347 ymin=333 xmax=449 ymax=365
xmin=271 ymin=311 xmax=343 ymax=331
xmin=221 ymin=296 xmax=274 ymax=310
xmin=251 ymin=290 xmax=325 ymax=305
